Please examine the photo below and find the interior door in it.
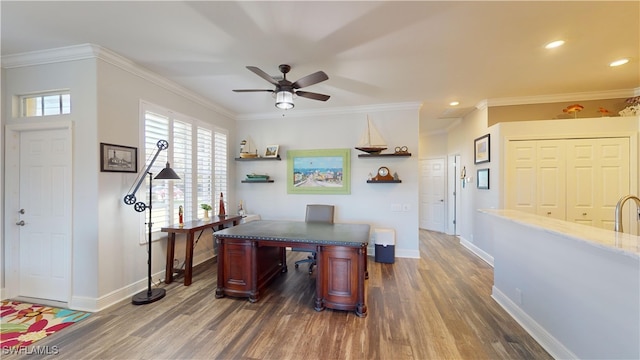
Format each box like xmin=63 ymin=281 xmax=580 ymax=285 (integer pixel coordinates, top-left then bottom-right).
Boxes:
xmin=18 ymin=129 xmax=72 ymax=302
xmin=420 ymin=158 xmax=445 ymax=232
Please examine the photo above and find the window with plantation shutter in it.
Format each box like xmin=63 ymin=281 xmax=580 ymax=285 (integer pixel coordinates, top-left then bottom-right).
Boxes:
xmin=141 ymin=101 xmax=229 ymax=240
xmin=214 ymin=130 xmax=228 ymax=215
xmin=197 ymin=127 xmax=213 ymax=219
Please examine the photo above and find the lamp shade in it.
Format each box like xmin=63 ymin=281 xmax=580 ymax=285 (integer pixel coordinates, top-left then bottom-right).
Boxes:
xmin=155 ymin=162 xmax=180 ymax=180
xmin=275 ymin=90 xmax=294 ymax=110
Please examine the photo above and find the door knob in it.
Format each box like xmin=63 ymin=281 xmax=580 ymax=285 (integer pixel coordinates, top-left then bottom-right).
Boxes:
xmin=16 ymin=220 xmax=25 ymax=226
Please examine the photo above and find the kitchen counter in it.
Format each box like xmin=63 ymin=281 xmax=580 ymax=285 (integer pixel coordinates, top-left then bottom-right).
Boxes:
xmin=480 ymin=209 xmax=640 ymax=257
xmin=480 ymin=209 xmax=639 ymax=360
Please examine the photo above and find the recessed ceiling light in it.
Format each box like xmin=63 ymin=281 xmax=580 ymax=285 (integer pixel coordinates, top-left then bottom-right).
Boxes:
xmin=449 ymin=101 xmax=460 ymax=106
xmin=545 ymin=40 xmax=565 ymax=49
xmin=610 ymin=58 xmax=630 ymax=67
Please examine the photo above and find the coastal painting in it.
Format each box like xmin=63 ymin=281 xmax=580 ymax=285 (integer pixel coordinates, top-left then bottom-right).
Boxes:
xmin=287 ymin=149 xmax=351 ymax=195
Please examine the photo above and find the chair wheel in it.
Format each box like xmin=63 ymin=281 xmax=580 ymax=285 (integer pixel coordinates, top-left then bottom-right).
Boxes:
xmin=295 ymin=264 xmax=299 ymax=268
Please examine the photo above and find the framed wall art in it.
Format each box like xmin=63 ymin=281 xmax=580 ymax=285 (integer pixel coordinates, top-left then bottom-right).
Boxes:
xmin=474 ymin=134 xmax=490 ymax=164
xmin=477 ymin=168 xmax=490 ymax=189
xmin=264 ymin=145 xmax=280 ymax=158
xmin=100 ymin=143 xmax=138 ymax=173
xmin=287 ymin=148 xmax=351 ymax=195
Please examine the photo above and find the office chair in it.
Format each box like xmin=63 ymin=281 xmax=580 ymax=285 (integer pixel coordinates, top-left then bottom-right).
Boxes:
xmin=293 ymin=204 xmax=335 ymax=274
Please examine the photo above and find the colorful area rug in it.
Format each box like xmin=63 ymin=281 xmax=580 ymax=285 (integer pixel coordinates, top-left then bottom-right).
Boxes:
xmin=0 ymin=300 xmax=90 ymax=349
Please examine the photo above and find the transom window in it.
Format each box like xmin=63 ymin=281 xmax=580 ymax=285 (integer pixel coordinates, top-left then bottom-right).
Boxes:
xmin=21 ymin=92 xmax=71 ymax=117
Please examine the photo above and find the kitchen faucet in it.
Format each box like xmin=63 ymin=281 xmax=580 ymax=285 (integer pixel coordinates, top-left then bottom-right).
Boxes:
xmin=614 ymin=195 xmax=640 ymax=233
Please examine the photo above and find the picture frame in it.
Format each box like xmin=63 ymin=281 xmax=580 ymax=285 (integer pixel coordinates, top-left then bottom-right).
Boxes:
xmin=287 ymin=148 xmax=351 ymax=195
xmin=474 ymin=134 xmax=490 ymax=164
xmin=477 ymin=168 xmax=490 ymax=189
xmin=100 ymin=143 xmax=138 ymax=173
xmin=264 ymin=145 xmax=280 ymax=158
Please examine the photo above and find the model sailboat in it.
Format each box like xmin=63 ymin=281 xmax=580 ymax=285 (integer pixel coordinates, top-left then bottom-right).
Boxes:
xmin=239 ymin=137 xmax=258 ymax=158
xmin=355 ymin=117 xmax=387 ymax=154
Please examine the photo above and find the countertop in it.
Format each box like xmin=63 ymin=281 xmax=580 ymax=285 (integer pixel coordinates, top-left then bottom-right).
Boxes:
xmin=480 ymin=209 xmax=640 ymax=257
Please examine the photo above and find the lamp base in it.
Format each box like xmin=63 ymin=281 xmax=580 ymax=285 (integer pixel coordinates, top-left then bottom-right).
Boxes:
xmin=131 ymin=288 xmax=166 ymax=305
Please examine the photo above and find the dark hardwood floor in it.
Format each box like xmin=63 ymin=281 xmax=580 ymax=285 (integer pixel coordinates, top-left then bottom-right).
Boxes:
xmin=6 ymin=230 xmax=552 ymax=359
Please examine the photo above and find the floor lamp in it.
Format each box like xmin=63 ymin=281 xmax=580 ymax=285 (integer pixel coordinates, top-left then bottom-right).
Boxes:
xmin=123 ymin=140 xmax=180 ymax=305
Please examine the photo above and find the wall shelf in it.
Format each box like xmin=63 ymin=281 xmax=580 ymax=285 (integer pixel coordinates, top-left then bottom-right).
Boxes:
xmin=234 ymin=156 xmax=281 ymax=161
xmin=358 ymin=153 xmax=411 ymax=158
xmin=241 ymin=180 xmax=274 ymax=183
xmin=366 ymin=180 xmax=402 ymax=183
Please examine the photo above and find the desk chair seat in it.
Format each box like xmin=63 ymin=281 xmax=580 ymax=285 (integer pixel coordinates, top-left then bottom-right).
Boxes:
xmin=294 ymin=204 xmax=335 ymax=274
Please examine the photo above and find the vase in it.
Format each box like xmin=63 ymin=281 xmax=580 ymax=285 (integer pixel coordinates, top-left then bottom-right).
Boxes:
xmin=204 ymin=210 xmax=210 ymax=221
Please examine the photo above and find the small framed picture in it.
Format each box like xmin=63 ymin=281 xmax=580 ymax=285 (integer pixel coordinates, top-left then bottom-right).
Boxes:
xmin=477 ymin=168 xmax=489 ymax=189
xmin=100 ymin=143 xmax=138 ymax=173
xmin=474 ymin=134 xmax=490 ymax=164
xmin=265 ymin=145 xmax=280 ymax=158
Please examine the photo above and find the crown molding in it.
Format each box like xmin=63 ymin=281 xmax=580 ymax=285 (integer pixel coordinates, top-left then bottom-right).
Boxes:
xmin=1 ymin=43 xmax=235 ymax=119
xmin=236 ymin=102 xmax=422 ymax=121
xmin=487 ymin=89 xmax=639 ymax=107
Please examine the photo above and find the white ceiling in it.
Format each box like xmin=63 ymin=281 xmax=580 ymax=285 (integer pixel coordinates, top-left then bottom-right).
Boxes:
xmin=2 ymin=1 xmax=639 ymax=133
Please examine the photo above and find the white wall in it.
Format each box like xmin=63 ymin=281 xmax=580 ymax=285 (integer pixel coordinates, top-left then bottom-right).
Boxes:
xmin=2 ymin=45 xmax=236 ymax=311
xmin=235 ymin=106 xmax=421 ymax=257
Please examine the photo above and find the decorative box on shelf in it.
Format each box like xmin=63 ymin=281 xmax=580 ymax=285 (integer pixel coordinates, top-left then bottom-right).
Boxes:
xmin=241 ymin=174 xmax=273 ymax=183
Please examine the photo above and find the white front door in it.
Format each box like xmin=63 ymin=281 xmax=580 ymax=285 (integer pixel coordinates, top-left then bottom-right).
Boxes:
xmin=18 ymin=128 xmax=72 ymax=302
xmin=420 ymin=158 xmax=446 ymax=232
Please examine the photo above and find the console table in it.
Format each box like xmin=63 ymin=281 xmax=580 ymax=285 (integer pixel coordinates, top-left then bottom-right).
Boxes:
xmin=161 ymin=215 xmax=243 ymax=286
xmin=214 ymin=220 xmax=370 ymax=317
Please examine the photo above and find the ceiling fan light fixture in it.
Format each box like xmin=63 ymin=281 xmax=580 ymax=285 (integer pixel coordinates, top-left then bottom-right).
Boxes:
xmin=275 ymin=90 xmax=294 ymax=110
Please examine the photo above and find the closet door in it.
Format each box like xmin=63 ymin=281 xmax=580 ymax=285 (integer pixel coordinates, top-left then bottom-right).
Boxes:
xmin=536 ymin=141 xmax=566 ymax=220
xmin=506 ymin=141 xmax=537 ymax=214
xmin=566 ymin=138 xmax=630 ymax=229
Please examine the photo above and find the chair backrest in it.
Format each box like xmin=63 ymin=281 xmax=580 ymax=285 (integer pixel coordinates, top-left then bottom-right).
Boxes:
xmin=305 ymin=204 xmax=335 ymax=224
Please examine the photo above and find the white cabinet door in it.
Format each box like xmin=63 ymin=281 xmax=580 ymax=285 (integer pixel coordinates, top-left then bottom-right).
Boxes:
xmin=506 ymin=140 xmax=566 ymax=220
xmin=566 ymin=138 xmax=630 ymax=230
xmin=506 ymin=137 xmax=630 ymax=230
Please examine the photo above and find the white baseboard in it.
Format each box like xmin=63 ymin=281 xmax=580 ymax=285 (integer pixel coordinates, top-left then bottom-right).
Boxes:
xmin=492 ymin=286 xmax=576 ymax=360
xmin=366 ymin=246 xmax=420 ymax=259
xmin=459 ymin=236 xmax=494 ymax=267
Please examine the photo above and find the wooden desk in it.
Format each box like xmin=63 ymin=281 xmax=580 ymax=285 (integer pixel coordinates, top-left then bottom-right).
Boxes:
xmin=161 ymin=215 xmax=243 ymax=286
xmin=214 ymin=220 xmax=370 ymax=317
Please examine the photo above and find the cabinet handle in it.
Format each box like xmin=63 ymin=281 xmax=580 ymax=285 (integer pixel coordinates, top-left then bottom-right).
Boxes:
xmin=582 ymin=212 xmax=587 ymax=216
xmin=547 ymin=212 xmax=552 ymax=215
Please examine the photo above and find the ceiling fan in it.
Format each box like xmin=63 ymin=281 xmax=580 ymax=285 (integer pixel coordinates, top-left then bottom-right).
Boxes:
xmin=233 ymin=64 xmax=330 ymax=109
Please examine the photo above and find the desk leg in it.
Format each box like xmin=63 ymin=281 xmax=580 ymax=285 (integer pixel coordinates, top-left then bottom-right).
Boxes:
xmin=215 ymin=238 xmax=225 ymax=298
xmin=356 ymin=247 xmax=368 ymax=318
xmin=165 ymin=233 xmax=176 ymax=284
xmin=184 ymin=232 xmax=194 ymax=286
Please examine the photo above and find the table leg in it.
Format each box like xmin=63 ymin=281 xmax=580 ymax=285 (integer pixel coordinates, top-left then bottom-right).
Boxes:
xmin=184 ymin=232 xmax=194 ymax=286
xmin=165 ymin=233 xmax=176 ymax=284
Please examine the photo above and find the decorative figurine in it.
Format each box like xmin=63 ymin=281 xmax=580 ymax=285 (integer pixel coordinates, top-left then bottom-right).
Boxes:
xmin=179 ymin=205 xmax=184 ymax=227
xmin=219 ymin=192 xmax=226 ymax=216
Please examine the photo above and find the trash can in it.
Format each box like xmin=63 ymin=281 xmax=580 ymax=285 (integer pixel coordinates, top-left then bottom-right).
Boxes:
xmin=373 ymin=228 xmax=395 ymax=263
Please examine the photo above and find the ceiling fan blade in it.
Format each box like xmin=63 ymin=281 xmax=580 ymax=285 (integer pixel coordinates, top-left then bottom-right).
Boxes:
xmin=292 ymin=71 xmax=329 ymax=89
xmin=233 ymin=89 xmax=274 ymax=93
xmin=246 ymin=66 xmax=279 ymax=86
xmin=296 ymin=91 xmax=330 ymax=102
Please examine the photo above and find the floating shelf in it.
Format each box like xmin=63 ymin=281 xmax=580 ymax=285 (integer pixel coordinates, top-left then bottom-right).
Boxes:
xmin=366 ymin=180 xmax=402 ymax=183
xmin=235 ymin=156 xmax=281 ymax=161
xmin=358 ymin=153 xmax=411 ymax=158
xmin=241 ymin=180 xmax=275 ymax=183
